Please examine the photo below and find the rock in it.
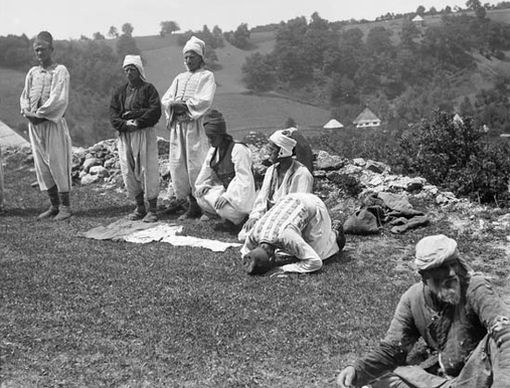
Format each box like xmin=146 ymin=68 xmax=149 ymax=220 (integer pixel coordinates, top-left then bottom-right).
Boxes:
xmin=314 ymin=150 xmax=346 ymax=170
xmin=159 ymin=159 xmax=171 ymax=179
xmin=352 ymin=158 xmax=366 ymax=167
xmin=436 ymin=191 xmax=457 ymax=205
xmin=313 ymin=170 xmax=326 ymax=178
xmin=406 ymin=177 xmax=426 ymax=192
xmin=157 ymin=137 xmax=170 ymax=158
xmin=365 ymin=160 xmax=388 ymax=174
xmin=82 ymin=157 xmax=101 ymax=173
xmin=104 ymin=158 xmax=117 ymax=169
xmin=89 ymin=165 xmax=109 ymax=177
xmin=80 ymin=174 xmax=100 ymax=185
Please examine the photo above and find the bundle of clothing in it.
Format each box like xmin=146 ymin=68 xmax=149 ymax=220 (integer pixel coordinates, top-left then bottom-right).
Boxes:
xmin=343 ymin=191 xmax=430 ymax=235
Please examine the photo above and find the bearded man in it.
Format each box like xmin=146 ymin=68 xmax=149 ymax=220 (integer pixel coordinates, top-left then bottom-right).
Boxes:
xmin=336 ymin=234 xmax=510 ymax=388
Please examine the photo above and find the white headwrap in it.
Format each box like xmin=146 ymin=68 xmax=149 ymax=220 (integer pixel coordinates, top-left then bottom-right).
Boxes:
xmin=183 ymin=36 xmax=205 ymax=59
xmin=123 ymin=55 xmax=146 ymax=80
xmin=415 ymin=234 xmax=458 ymax=271
xmin=269 ymin=129 xmax=297 ymax=158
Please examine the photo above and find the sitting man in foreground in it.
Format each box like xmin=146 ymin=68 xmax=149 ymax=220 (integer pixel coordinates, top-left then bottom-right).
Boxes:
xmin=195 ymin=110 xmax=256 ymax=232
xmin=336 ymin=234 xmax=510 ymax=388
xmin=241 ymin=192 xmax=345 ymax=275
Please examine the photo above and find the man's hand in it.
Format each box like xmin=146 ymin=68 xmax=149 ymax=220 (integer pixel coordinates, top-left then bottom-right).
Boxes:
xmin=243 ymin=217 xmax=257 ymax=231
xmin=125 ymin=119 xmax=138 ymax=132
xmin=214 ymin=195 xmax=229 ymax=209
xmin=336 ymin=366 xmax=356 ymax=387
xmin=195 ymin=186 xmax=210 ymax=197
xmin=23 ymin=110 xmax=46 ymax=125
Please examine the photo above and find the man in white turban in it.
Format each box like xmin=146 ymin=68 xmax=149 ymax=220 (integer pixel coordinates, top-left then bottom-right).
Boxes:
xmin=239 ymin=128 xmax=314 ymax=241
xmin=20 ymin=31 xmax=73 ymax=221
xmin=336 ymin=234 xmax=510 ymax=388
xmin=110 ymin=55 xmax=162 ymax=222
xmin=162 ymin=35 xmax=216 ymax=219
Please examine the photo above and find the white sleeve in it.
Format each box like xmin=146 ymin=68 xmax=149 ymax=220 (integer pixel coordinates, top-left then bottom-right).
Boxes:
xmin=194 ymin=147 xmax=216 ymax=191
xmin=35 ymin=65 xmax=69 ymax=122
xmin=223 ymin=144 xmax=256 ymax=213
xmin=248 ymin=165 xmax=274 ymax=221
xmin=161 ymin=75 xmax=179 ymax=122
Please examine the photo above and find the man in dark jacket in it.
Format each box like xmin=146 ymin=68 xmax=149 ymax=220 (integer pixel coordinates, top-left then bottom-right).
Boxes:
xmin=336 ymin=234 xmax=510 ymax=388
xmin=110 ymin=55 xmax=162 ymax=222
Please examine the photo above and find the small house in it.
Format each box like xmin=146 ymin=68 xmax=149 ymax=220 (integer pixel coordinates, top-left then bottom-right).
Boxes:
xmin=353 ymin=108 xmax=381 ymax=128
xmin=323 ymin=119 xmax=344 ymax=129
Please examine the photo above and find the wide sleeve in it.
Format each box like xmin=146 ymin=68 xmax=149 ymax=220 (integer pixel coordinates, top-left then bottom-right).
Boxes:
xmin=288 ymin=166 xmax=314 ymax=193
xmin=136 ymin=84 xmax=162 ymax=129
xmin=248 ymin=165 xmax=275 ymax=221
xmin=186 ymin=71 xmax=216 ymax=120
xmin=161 ymin=75 xmax=178 ymax=122
xmin=223 ymin=144 xmax=256 ymax=213
xmin=353 ymin=288 xmax=420 ymax=387
xmin=194 ymin=147 xmax=216 ymax=190
xmin=109 ymin=87 xmax=127 ymax=132
xmin=467 ymin=277 xmax=510 ymax=386
xmin=20 ymin=67 xmax=34 ymax=113
xmin=35 ymin=65 xmax=69 ymax=122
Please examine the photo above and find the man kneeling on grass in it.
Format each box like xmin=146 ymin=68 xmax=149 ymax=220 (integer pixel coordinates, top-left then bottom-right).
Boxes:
xmin=194 ymin=109 xmax=256 ymax=232
xmin=241 ymin=192 xmax=345 ymax=276
xmin=336 ymin=234 xmax=510 ymax=388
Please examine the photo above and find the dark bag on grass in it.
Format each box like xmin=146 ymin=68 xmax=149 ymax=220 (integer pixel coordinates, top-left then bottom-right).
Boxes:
xmin=343 ymin=208 xmax=380 ymax=235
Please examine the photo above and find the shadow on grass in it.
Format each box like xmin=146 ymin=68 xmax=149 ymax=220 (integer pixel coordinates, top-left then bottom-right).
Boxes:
xmin=1 ymin=207 xmax=42 ymax=217
xmin=324 ymin=249 xmax=355 ymax=266
xmin=72 ymin=205 xmax=133 ymax=218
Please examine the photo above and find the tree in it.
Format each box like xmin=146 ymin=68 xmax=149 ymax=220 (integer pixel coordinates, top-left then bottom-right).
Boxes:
xmin=242 ymin=52 xmax=275 ymax=91
xmin=121 ymin=23 xmax=134 ymax=37
xmin=285 ymin=117 xmax=297 ymax=128
xmin=466 ymin=0 xmax=482 ymax=10
xmin=93 ymin=32 xmax=105 ymax=40
xmin=160 ymin=21 xmax=180 ymax=36
xmin=416 ymin=5 xmax=426 ymax=16
xmin=116 ymin=34 xmax=140 ymax=57
xmin=107 ymin=26 xmax=119 ymax=38
xmin=400 ymin=19 xmax=420 ymax=49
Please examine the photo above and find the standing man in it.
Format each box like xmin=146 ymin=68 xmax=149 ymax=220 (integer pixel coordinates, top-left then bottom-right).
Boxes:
xmin=110 ymin=55 xmax=162 ymax=222
xmin=162 ymin=36 xmax=216 ymax=219
xmin=20 ymin=31 xmax=73 ymax=221
xmin=336 ymin=235 xmax=510 ymax=388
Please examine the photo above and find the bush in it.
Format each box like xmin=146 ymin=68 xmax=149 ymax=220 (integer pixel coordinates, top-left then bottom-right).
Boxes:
xmin=398 ymin=110 xmax=510 ymax=205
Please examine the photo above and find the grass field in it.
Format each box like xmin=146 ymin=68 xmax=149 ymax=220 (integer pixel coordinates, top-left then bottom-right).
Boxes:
xmin=1 ymin=149 xmax=509 ymax=386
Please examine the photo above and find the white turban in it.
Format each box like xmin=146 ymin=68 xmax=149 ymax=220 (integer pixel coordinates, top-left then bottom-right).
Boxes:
xmin=269 ymin=129 xmax=297 ymax=158
xmin=123 ymin=55 xmax=146 ymax=80
xmin=183 ymin=36 xmax=205 ymax=59
xmin=415 ymin=234 xmax=459 ymax=271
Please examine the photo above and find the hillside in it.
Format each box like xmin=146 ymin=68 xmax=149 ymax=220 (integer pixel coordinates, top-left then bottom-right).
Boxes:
xmin=2 ymin=8 xmax=510 ymax=145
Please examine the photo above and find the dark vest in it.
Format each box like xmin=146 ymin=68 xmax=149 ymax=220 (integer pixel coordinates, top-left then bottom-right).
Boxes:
xmin=210 ymin=141 xmax=240 ymax=189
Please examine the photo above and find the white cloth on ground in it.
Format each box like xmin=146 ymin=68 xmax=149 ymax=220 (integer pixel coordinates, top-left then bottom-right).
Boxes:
xmin=82 ymin=219 xmax=241 ymax=252
xmin=195 ymin=143 xmax=256 ymax=224
xmin=161 ymin=68 xmax=216 ymax=199
xmin=241 ymin=192 xmax=339 ymax=273
xmin=20 ymin=65 xmax=72 ymax=192
xmin=117 ymin=127 xmax=160 ymax=200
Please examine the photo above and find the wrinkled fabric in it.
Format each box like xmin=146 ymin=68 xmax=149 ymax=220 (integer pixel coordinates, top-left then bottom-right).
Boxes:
xmin=117 ymin=127 xmax=160 ymax=200
xmin=241 ymin=193 xmax=338 ymax=274
xmin=269 ymin=129 xmax=297 ymax=158
xmin=182 ymin=35 xmax=205 ymax=58
xmin=195 ymin=143 xmax=256 ymax=224
xmin=352 ymin=276 xmax=510 ymax=388
xmin=161 ymin=68 xmax=216 ymax=199
xmin=122 ymin=55 xmax=146 ymax=80
xmin=414 ymin=235 xmax=458 ymax=271
xmin=20 ymin=65 xmax=72 ymax=192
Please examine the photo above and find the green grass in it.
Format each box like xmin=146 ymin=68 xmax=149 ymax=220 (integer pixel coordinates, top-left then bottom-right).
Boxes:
xmin=1 ymin=149 xmax=509 ymax=386
xmin=0 ymin=67 xmax=28 ymax=135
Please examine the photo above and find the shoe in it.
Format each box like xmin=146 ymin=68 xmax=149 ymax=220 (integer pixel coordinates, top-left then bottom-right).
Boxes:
xmin=165 ymin=199 xmax=186 ymax=214
xmin=143 ymin=211 xmax=158 ymax=223
xmin=54 ymin=206 xmax=72 ymax=221
xmin=128 ymin=207 xmax=146 ymax=221
xmin=178 ymin=202 xmax=201 ymax=220
xmin=37 ymin=206 xmax=59 ymax=220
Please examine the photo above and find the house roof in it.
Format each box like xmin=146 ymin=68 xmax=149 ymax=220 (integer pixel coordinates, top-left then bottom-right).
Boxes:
xmin=323 ymin=119 xmax=344 ymax=129
xmin=0 ymin=120 xmax=29 ymax=147
xmin=353 ymin=108 xmax=380 ymax=124
xmin=412 ymin=14 xmax=424 ymax=22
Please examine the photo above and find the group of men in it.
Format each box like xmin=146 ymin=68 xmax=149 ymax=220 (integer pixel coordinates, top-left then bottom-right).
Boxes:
xmin=9 ymin=30 xmax=510 ymax=386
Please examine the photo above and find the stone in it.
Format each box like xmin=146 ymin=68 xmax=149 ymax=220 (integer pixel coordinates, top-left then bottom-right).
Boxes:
xmin=406 ymin=177 xmax=426 ymax=192
xmin=89 ymin=166 xmax=109 ymax=177
xmin=82 ymin=157 xmax=101 ymax=173
xmin=80 ymin=174 xmax=100 ymax=185
xmin=365 ymin=160 xmax=388 ymax=174
xmin=314 ymin=150 xmax=345 ymax=170
xmin=352 ymin=158 xmax=366 ymax=167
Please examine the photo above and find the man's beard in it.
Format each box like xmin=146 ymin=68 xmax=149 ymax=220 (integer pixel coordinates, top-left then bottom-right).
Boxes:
xmin=435 ymin=278 xmax=462 ymax=305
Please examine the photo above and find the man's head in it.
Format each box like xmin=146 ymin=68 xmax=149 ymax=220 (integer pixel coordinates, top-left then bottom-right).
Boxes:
xmin=204 ymin=110 xmax=230 ymax=147
xmin=415 ymin=235 xmax=469 ymax=305
xmin=244 ymin=243 xmax=276 ymax=275
xmin=183 ymin=36 xmax=205 ymax=72
xmin=33 ymin=31 xmax=54 ymax=67
xmin=267 ymin=129 xmax=297 ymax=164
xmin=123 ymin=55 xmax=145 ymax=83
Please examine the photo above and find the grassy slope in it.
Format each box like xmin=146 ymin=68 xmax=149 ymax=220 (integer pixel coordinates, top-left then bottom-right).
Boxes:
xmin=1 ymin=151 xmax=509 ymax=386
xmin=0 ymin=67 xmax=27 ymax=134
